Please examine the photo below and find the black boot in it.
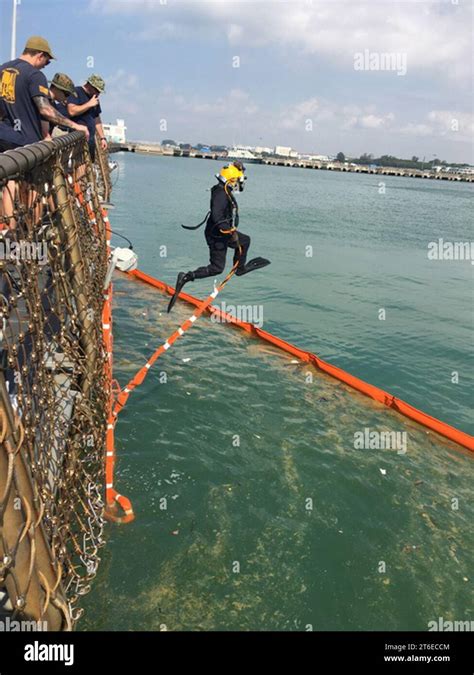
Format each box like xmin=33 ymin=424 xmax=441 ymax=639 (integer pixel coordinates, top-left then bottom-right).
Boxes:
xmin=167 ymin=271 xmax=194 ymax=313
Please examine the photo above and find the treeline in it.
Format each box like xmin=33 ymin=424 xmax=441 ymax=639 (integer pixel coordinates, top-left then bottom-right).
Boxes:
xmin=336 ymin=152 xmax=469 ymax=170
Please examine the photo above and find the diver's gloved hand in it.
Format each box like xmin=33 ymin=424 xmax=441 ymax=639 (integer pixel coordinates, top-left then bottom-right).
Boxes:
xmin=229 ymin=230 xmax=240 ymax=245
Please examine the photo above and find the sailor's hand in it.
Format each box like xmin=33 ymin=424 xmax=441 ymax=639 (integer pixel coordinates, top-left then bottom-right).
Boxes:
xmin=88 ymin=95 xmax=99 ymax=109
xmin=76 ymin=124 xmax=90 ymax=141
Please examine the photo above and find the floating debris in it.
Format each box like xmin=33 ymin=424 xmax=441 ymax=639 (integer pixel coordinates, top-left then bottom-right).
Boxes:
xmin=380 ymin=468 xmax=387 ymax=476
xmin=420 ymin=511 xmax=438 ymax=529
xmin=402 ymin=545 xmax=418 ymax=554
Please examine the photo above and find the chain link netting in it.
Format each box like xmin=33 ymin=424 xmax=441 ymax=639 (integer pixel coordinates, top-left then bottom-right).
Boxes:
xmin=0 ymin=134 xmax=111 ymax=630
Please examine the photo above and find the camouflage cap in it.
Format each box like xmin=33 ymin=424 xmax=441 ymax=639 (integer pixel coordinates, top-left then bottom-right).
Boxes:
xmin=86 ymin=74 xmax=106 ymax=93
xmin=50 ymin=73 xmax=77 ymax=97
xmin=24 ymin=36 xmax=56 ymax=59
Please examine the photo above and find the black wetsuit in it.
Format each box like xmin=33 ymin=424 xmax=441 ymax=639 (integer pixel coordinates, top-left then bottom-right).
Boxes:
xmin=191 ymin=182 xmax=250 ymax=279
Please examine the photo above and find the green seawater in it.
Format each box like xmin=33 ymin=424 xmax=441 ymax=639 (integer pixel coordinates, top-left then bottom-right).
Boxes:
xmin=81 ymin=154 xmax=473 ymax=631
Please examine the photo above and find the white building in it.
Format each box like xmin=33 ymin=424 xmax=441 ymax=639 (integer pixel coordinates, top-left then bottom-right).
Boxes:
xmin=300 ymin=153 xmax=330 ymax=162
xmin=274 ymin=146 xmax=292 ymax=157
xmin=227 ymin=146 xmax=257 ymax=160
xmin=254 ymin=146 xmax=273 ymax=155
xmin=103 ymin=119 xmax=127 ymax=144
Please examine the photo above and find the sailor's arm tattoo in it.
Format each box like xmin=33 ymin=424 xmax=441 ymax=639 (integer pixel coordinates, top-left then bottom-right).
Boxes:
xmin=34 ymin=96 xmax=81 ymax=131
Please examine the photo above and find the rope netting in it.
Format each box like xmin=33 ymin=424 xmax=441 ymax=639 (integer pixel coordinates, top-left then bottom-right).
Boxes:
xmin=94 ymin=137 xmax=112 ymax=205
xmin=0 ymin=133 xmax=111 ymax=630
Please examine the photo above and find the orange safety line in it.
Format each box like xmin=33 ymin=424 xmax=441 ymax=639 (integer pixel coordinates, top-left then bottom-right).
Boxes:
xmin=113 ymin=260 xmax=240 ymax=418
xmin=101 ymin=210 xmax=135 ymax=524
xmin=123 ymin=267 xmax=474 ymax=454
xmin=78 ymin=204 xmax=131 ymax=524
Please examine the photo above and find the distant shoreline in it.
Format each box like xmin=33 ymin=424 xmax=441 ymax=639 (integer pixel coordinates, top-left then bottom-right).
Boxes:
xmin=109 ymin=142 xmax=474 ymax=183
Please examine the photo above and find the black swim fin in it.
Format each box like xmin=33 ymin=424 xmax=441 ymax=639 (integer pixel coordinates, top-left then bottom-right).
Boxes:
xmin=167 ymin=272 xmax=192 ymax=313
xmin=235 ymin=257 xmax=271 ymax=276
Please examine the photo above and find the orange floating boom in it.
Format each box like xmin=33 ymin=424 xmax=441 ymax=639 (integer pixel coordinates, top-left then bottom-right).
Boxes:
xmin=103 ymin=220 xmax=134 ymax=524
xmin=124 ymin=267 xmax=474 ymax=454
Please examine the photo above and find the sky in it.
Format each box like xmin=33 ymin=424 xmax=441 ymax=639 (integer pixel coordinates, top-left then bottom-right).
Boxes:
xmin=0 ymin=0 xmax=472 ymax=162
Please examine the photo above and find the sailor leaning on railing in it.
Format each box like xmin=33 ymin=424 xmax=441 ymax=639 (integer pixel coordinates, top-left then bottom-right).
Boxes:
xmin=0 ymin=34 xmax=108 ymax=229
xmin=0 ymin=36 xmax=89 ymax=152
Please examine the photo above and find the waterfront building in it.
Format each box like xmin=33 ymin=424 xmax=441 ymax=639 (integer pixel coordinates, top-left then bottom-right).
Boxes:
xmin=103 ymin=119 xmax=127 ymax=144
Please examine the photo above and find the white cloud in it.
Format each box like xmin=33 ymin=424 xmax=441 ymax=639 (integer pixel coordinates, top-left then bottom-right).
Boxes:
xmin=89 ymin=0 xmax=473 ymax=82
xmin=227 ymin=23 xmax=243 ymax=42
xmin=359 ymin=113 xmax=395 ymax=129
xmin=162 ymin=87 xmax=259 ymax=116
xmin=400 ymin=110 xmax=474 ymax=142
xmin=102 ymin=69 xmax=142 ymax=116
xmin=279 ymin=99 xmax=396 ymax=133
xmin=279 ymin=97 xmax=321 ymax=129
xmin=399 ymin=123 xmax=433 ymax=138
xmin=427 ymin=110 xmax=474 ymax=138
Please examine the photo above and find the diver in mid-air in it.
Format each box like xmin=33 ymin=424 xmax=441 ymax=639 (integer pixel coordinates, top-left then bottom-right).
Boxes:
xmin=167 ymin=161 xmax=270 ymax=312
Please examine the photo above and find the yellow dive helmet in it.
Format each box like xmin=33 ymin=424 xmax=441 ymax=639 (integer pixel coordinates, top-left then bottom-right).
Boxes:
xmin=217 ymin=161 xmax=246 ymax=191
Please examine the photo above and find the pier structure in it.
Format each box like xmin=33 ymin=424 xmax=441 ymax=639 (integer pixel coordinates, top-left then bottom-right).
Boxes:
xmin=109 ymin=143 xmax=474 ymax=183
